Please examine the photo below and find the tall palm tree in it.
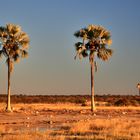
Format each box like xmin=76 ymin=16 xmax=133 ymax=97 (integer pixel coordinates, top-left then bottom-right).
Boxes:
xmin=0 ymin=23 xmax=30 ymax=112
xmin=137 ymin=83 xmax=140 ymax=95
xmin=74 ymin=25 xmax=113 ymax=111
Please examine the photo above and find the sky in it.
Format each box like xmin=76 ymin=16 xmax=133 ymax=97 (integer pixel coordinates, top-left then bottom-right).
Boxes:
xmin=0 ymin=0 xmax=140 ymax=95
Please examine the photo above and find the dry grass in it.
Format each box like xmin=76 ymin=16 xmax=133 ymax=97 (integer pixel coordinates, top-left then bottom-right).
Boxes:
xmin=6 ymin=103 xmax=82 ymax=111
xmin=59 ymin=118 xmax=140 ymax=140
xmin=1 ymin=118 xmax=140 ymax=140
xmin=0 ymin=103 xmax=6 ymax=111
xmin=0 ymin=131 xmax=65 ymax=140
xmin=0 ymin=103 xmax=140 ymax=140
xmin=97 ymin=106 xmax=140 ymax=110
xmin=2 ymin=103 xmax=140 ymax=111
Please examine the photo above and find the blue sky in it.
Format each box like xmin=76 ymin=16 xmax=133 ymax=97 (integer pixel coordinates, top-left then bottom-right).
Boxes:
xmin=0 ymin=0 xmax=140 ymax=95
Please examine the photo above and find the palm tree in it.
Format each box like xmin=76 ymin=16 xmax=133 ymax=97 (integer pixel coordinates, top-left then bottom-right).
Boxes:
xmin=74 ymin=25 xmax=113 ymax=111
xmin=0 ymin=23 xmax=30 ymax=112
xmin=137 ymin=83 xmax=140 ymax=95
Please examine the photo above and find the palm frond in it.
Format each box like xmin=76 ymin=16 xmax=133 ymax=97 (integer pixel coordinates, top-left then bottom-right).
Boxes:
xmin=106 ymin=39 xmax=112 ymax=46
xmin=0 ymin=26 xmax=6 ymax=32
xmin=74 ymin=42 xmax=83 ymax=50
xmin=74 ymin=28 xmax=87 ymax=39
xmin=18 ymin=32 xmax=28 ymax=41
xmin=21 ymin=50 xmax=28 ymax=58
xmin=13 ymin=53 xmax=20 ymax=62
xmin=74 ymin=47 xmax=82 ymax=60
xmin=0 ymin=50 xmax=3 ymax=58
xmin=101 ymin=31 xmax=111 ymax=45
xmin=74 ymin=31 xmax=80 ymax=38
xmin=6 ymin=24 xmax=13 ymax=32
xmin=0 ymin=26 xmax=7 ymax=38
xmin=20 ymin=36 xmax=30 ymax=49
xmin=2 ymin=47 xmax=8 ymax=57
xmin=74 ymin=42 xmax=87 ymax=60
xmin=97 ymin=47 xmax=113 ymax=61
xmin=87 ymin=25 xmax=96 ymax=31
xmin=87 ymin=30 xmax=94 ymax=39
xmin=6 ymin=23 xmax=21 ymax=36
xmin=94 ymin=61 xmax=97 ymax=72
xmin=81 ymin=50 xmax=88 ymax=58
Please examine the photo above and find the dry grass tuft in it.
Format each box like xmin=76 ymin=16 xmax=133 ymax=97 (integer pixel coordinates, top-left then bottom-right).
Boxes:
xmin=68 ymin=118 xmax=140 ymax=140
xmin=70 ymin=120 xmax=90 ymax=134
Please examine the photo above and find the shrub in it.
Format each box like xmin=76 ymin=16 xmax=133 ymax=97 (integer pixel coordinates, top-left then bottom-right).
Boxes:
xmin=114 ymin=98 xmax=131 ymax=106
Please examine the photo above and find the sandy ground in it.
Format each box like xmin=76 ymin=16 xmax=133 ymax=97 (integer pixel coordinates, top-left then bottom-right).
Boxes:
xmin=0 ymin=103 xmax=140 ymax=134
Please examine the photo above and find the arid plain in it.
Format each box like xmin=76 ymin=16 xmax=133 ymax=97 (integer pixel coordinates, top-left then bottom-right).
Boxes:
xmin=0 ymin=95 xmax=140 ymax=140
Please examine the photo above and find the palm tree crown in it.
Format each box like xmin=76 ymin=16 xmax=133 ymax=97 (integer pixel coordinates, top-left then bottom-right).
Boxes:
xmin=74 ymin=24 xmax=113 ymax=65
xmin=0 ymin=23 xmax=30 ymax=71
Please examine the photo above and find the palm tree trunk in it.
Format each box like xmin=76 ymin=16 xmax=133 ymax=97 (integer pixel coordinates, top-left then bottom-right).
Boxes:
xmin=90 ymin=61 xmax=96 ymax=111
xmin=6 ymin=58 xmax=12 ymax=112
